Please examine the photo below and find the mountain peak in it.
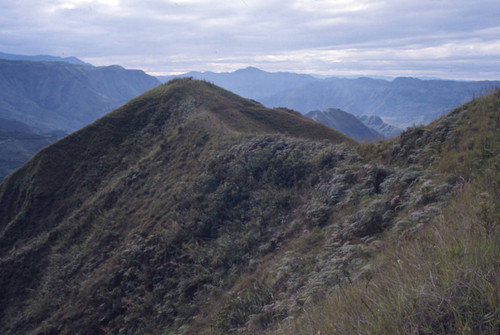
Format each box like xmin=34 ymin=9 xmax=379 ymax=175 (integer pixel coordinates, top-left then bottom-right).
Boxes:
xmin=242 ymin=66 xmax=263 ymax=72
xmin=129 ymin=78 xmax=352 ymax=143
xmin=306 ymin=108 xmax=383 ymax=142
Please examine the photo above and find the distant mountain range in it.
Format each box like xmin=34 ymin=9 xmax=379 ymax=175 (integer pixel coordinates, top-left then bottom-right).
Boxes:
xmin=1 ymin=54 xmax=498 ymax=183
xmin=0 ymin=51 xmax=88 ymax=65
xmin=163 ymin=68 xmax=500 ymax=129
xmin=158 ymin=66 xmax=318 ymax=100
xmin=0 ymin=59 xmax=161 ymax=133
xmin=0 ymin=54 xmax=161 ymax=180
xmin=260 ymin=77 xmax=500 ymax=128
xmin=305 ymin=108 xmax=383 ymax=142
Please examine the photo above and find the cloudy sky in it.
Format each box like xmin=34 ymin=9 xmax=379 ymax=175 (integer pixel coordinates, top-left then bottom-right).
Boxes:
xmin=1 ymin=0 xmax=499 ymax=79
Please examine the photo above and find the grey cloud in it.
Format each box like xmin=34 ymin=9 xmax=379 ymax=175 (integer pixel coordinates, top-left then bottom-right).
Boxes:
xmin=0 ymin=0 xmax=499 ymax=79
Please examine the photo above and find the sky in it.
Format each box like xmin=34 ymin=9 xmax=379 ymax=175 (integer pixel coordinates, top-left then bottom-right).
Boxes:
xmin=1 ymin=0 xmax=500 ymax=80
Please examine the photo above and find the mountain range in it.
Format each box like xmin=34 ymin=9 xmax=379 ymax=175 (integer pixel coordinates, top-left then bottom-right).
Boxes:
xmin=158 ymin=66 xmax=318 ymax=100
xmin=0 ymin=51 xmax=88 ymax=65
xmin=1 ymin=78 xmax=497 ymax=334
xmin=0 ymin=59 xmax=160 ymax=133
xmin=163 ymin=67 xmax=500 ymax=129
xmin=0 ymin=57 xmax=161 ymax=180
xmin=261 ymin=76 xmax=500 ymax=128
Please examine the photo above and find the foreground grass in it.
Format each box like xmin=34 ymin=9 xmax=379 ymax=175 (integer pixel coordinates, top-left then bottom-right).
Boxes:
xmin=271 ymin=171 xmax=499 ymax=334
xmin=272 ymin=90 xmax=500 ymax=334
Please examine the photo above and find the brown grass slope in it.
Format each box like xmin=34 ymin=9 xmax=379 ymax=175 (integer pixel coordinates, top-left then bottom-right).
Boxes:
xmin=271 ymin=90 xmax=500 ymax=335
xmin=0 ymin=79 xmax=496 ymax=335
xmin=0 ymin=78 xmax=350 ymax=248
xmin=0 ymin=78 xmax=353 ymax=334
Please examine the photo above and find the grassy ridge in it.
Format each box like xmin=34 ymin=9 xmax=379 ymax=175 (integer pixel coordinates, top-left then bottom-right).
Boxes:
xmin=0 ymin=80 xmax=497 ymax=334
xmin=0 ymin=79 xmax=354 ymax=334
xmin=272 ymin=175 xmax=499 ymax=334
xmin=271 ymin=91 xmax=500 ymax=334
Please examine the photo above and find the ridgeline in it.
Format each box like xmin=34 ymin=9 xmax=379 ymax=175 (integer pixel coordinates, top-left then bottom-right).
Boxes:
xmin=0 ymin=79 xmax=498 ymax=334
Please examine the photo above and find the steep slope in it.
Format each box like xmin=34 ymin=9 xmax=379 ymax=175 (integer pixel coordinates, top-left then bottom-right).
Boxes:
xmin=0 ymin=79 xmax=492 ymax=334
xmin=357 ymin=114 xmax=402 ymax=138
xmin=260 ymin=76 xmax=500 ymax=128
xmin=158 ymin=66 xmax=318 ymax=100
xmin=0 ymin=78 xmax=353 ymax=334
xmin=274 ymin=90 xmax=500 ymax=335
xmin=0 ymin=59 xmax=161 ymax=132
xmin=305 ymin=108 xmax=384 ymax=142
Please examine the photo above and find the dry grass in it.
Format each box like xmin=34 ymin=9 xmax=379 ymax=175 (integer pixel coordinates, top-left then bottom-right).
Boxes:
xmin=271 ymin=174 xmax=500 ymax=334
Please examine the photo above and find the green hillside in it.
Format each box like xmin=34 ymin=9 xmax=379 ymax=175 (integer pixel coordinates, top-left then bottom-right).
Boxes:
xmin=0 ymin=79 xmax=497 ymax=334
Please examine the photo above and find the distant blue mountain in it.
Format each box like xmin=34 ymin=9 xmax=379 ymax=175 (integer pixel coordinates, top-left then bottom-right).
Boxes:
xmin=160 ymin=67 xmax=500 ymax=129
xmin=260 ymin=76 xmax=500 ymax=128
xmin=0 ymin=51 xmax=89 ymax=65
xmin=158 ymin=66 xmax=318 ymax=100
xmin=357 ymin=115 xmax=403 ymax=138
xmin=0 ymin=59 xmax=161 ymax=132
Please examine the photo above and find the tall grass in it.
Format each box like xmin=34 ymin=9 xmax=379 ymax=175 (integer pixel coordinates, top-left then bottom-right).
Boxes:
xmin=272 ymin=174 xmax=499 ymax=334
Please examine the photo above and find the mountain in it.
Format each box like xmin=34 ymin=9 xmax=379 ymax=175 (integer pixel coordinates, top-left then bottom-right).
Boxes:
xmin=0 ymin=59 xmax=161 ymax=133
xmin=259 ymin=76 xmax=500 ymax=128
xmin=305 ymin=108 xmax=384 ymax=142
xmin=0 ymin=118 xmax=65 ymax=181
xmin=0 ymin=117 xmax=34 ymax=133
xmin=277 ymin=90 xmax=500 ymax=334
xmin=0 ymin=79 xmax=498 ymax=334
xmin=158 ymin=66 xmax=318 ymax=100
xmin=0 ymin=135 xmax=63 ymax=182
xmin=357 ymin=114 xmax=403 ymax=138
xmin=160 ymin=68 xmax=500 ymax=129
xmin=0 ymin=51 xmax=88 ymax=65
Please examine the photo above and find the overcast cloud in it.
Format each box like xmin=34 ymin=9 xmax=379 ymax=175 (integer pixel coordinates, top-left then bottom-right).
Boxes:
xmin=1 ymin=0 xmax=499 ymax=79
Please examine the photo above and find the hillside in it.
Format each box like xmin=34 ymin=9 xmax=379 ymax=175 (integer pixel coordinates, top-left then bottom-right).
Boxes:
xmin=0 ymin=59 xmax=160 ymax=133
xmin=0 ymin=79 xmax=497 ymax=334
xmin=260 ymin=76 xmax=500 ymax=128
xmin=273 ymin=89 xmax=500 ymax=335
xmin=305 ymin=108 xmax=384 ymax=142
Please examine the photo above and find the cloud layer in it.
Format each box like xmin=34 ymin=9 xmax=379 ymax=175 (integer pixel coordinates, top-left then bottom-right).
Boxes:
xmin=1 ymin=0 xmax=499 ymax=79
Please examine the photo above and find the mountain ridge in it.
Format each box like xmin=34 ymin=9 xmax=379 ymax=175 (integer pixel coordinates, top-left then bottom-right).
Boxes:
xmin=158 ymin=67 xmax=318 ymax=100
xmin=0 ymin=59 xmax=161 ymax=133
xmin=0 ymin=51 xmax=88 ymax=65
xmin=0 ymin=80 xmax=497 ymax=334
xmin=158 ymin=67 xmax=500 ymax=129
xmin=260 ymin=76 xmax=500 ymax=128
